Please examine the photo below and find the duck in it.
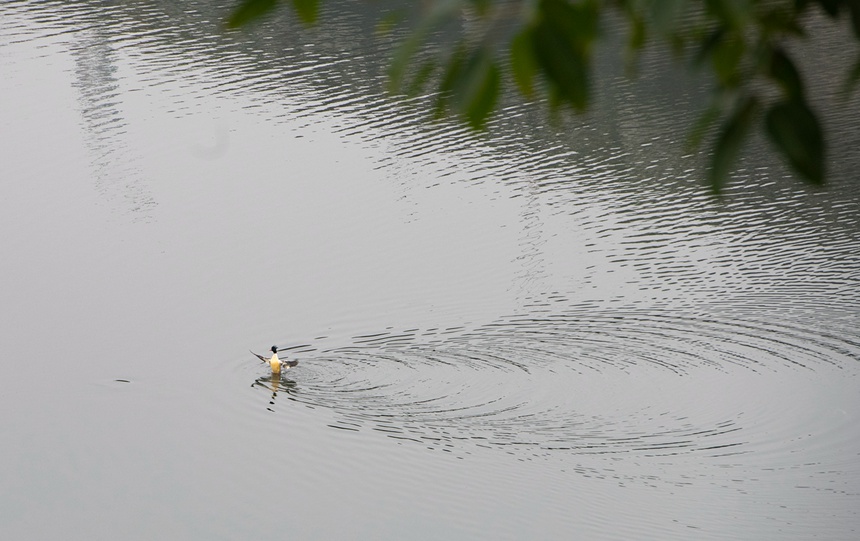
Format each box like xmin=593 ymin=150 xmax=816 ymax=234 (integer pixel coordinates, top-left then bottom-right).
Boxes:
xmin=251 ymin=345 xmax=298 ymax=375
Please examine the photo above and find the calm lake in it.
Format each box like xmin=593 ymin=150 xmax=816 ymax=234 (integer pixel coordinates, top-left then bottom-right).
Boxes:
xmin=1 ymin=1 xmax=859 ymax=539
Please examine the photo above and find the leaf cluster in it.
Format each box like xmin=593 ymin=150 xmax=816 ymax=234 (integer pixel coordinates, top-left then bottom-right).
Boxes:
xmin=227 ymin=0 xmax=860 ymax=192
xmin=681 ymin=0 xmax=859 ymax=191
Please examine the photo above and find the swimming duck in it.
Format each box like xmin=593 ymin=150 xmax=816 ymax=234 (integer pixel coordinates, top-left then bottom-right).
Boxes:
xmin=251 ymin=346 xmax=298 ymax=375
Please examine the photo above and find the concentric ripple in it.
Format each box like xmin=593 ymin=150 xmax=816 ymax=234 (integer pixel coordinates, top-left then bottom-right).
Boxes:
xmin=253 ymin=308 xmax=859 ymax=467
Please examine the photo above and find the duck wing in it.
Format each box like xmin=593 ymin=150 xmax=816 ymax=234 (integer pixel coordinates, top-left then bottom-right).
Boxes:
xmin=284 ymin=360 xmax=299 ymax=368
xmin=250 ymin=350 xmax=269 ymax=363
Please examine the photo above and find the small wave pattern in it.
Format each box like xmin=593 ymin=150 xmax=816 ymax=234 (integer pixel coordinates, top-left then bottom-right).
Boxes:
xmin=259 ymin=309 xmax=859 ymax=461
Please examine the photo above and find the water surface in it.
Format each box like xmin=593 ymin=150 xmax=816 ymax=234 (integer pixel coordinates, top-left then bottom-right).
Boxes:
xmin=1 ymin=1 xmax=859 ymax=539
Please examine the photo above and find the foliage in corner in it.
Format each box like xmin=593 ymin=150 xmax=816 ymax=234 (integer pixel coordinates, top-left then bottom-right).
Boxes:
xmin=227 ymin=0 xmax=318 ymax=28
xmin=227 ymin=0 xmax=860 ymax=192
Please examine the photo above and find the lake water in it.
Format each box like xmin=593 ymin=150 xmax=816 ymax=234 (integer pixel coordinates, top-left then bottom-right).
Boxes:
xmin=2 ymin=1 xmax=859 ymax=539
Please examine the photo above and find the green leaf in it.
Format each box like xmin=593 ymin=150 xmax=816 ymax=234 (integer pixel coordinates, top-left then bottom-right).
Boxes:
xmin=628 ymin=13 xmax=646 ymax=52
xmin=406 ymin=60 xmax=437 ymax=97
xmin=687 ymin=102 xmax=722 ymax=152
xmin=434 ymin=44 xmax=467 ymax=119
xmin=842 ymin=54 xmax=860 ymax=98
xmin=468 ymin=0 xmax=491 ymax=16
xmin=765 ymin=100 xmax=825 ymax=185
xmin=510 ymin=29 xmax=537 ymax=97
xmin=388 ymin=0 xmax=462 ymax=94
xmin=768 ymin=48 xmax=805 ymax=101
xmin=436 ymin=47 xmax=499 ymax=129
xmin=531 ymin=0 xmax=598 ymax=112
xmin=709 ymin=95 xmax=758 ymax=193
xmin=227 ymin=0 xmax=279 ymax=28
xmin=711 ymin=33 xmax=745 ymax=86
xmin=815 ymin=0 xmax=841 ymax=17
xmin=389 ymin=32 xmax=426 ymax=94
xmin=462 ymin=55 xmax=500 ymax=129
xmin=705 ymin=0 xmax=754 ymax=29
xmin=533 ymin=29 xmax=589 ymax=111
xmin=693 ymin=28 xmax=725 ymax=68
xmin=759 ymin=5 xmax=805 ymax=36
xmin=850 ymin=1 xmax=860 ymax=38
xmin=291 ymin=0 xmax=318 ymax=25
xmin=463 ymin=64 xmax=501 ymax=130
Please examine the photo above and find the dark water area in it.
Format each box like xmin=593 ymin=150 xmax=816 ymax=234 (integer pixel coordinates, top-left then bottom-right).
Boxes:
xmin=1 ymin=1 xmax=859 ymax=539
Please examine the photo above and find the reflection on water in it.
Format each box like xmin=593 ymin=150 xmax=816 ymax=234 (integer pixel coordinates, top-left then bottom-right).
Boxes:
xmin=252 ymin=373 xmax=297 ymax=413
xmin=70 ymin=14 xmax=155 ymax=219
xmin=2 ymin=1 xmax=859 ymax=540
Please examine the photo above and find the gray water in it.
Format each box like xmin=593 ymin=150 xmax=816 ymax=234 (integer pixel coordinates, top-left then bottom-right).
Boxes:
xmin=1 ymin=1 xmax=859 ymax=539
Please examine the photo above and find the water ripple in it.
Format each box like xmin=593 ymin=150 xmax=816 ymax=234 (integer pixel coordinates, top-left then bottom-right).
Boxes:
xmin=249 ymin=308 xmax=858 ymax=475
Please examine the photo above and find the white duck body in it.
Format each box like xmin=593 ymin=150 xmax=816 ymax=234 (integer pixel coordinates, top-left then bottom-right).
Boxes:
xmin=269 ymin=351 xmax=282 ymax=374
xmin=251 ymin=346 xmax=298 ymax=375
